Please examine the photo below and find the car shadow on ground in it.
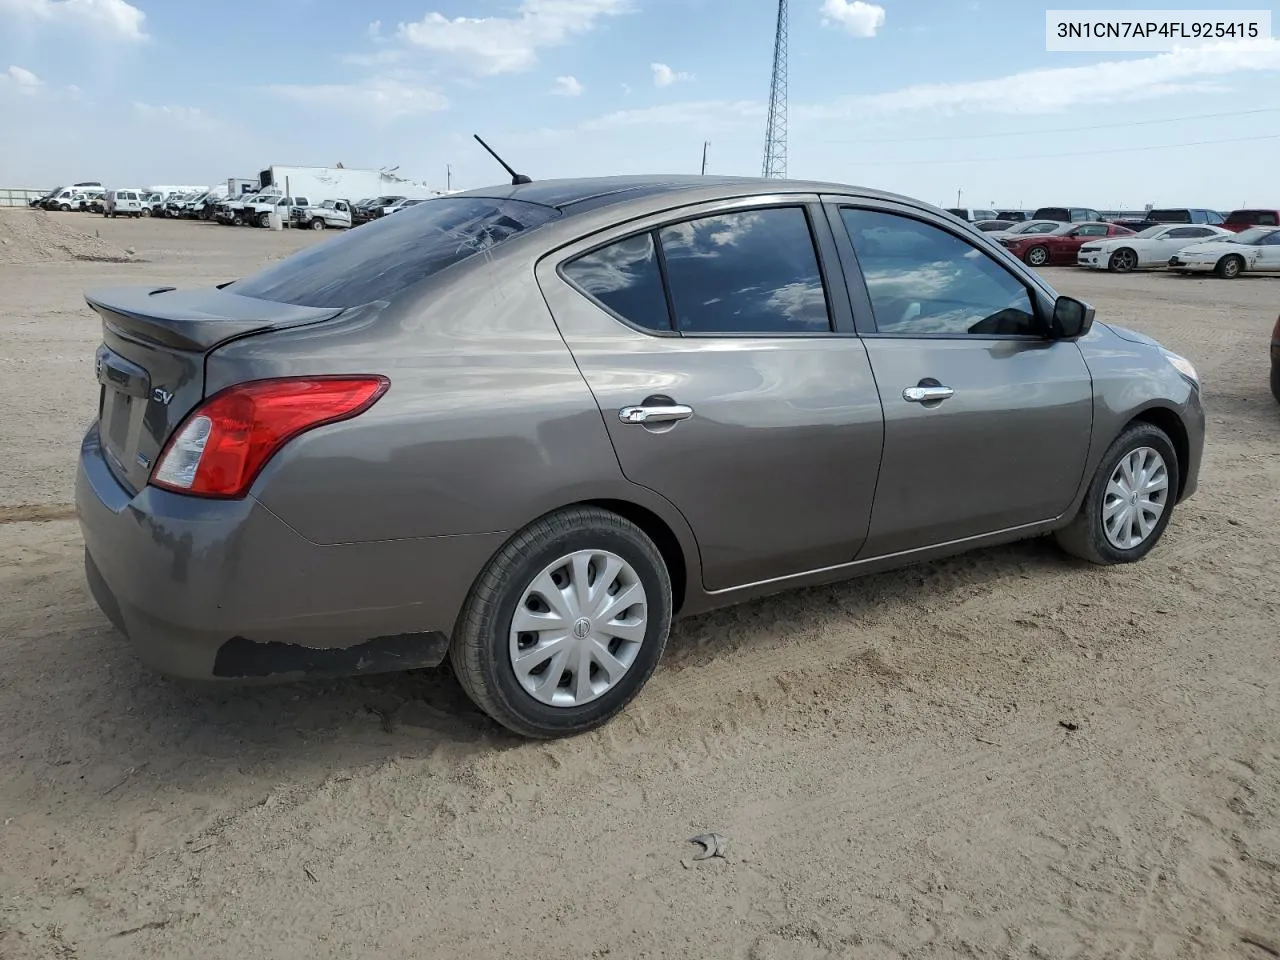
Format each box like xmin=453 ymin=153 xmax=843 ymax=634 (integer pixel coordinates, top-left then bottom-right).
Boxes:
xmin=2 ymin=529 xmax=1087 ymax=801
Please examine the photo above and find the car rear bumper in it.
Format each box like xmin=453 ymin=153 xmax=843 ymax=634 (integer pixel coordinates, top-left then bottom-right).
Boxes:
xmin=76 ymin=424 xmax=504 ymax=681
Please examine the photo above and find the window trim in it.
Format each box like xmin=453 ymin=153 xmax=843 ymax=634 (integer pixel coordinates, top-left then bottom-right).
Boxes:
xmin=823 ymin=197 xmax=1056 ymax=342
xmin=555 ymin=198 xmax=853 ymax=340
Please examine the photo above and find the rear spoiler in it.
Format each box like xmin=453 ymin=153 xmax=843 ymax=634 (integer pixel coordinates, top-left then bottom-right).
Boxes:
xmin=85 ymin=286 xmax=344 ymax=353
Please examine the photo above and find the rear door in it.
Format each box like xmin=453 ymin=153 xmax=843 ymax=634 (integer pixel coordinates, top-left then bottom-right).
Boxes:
xmin=824 ymin=198 xmax=1094 ymax=557
xmin=537 ymin=195 xmax=885 ymax=592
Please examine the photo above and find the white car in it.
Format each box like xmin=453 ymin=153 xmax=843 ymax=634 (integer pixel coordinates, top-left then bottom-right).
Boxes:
xmin=1076 ymin=224 xmax=1232 ymax=273
xmin=1166 ymin=226 xmax=1280 ymax=279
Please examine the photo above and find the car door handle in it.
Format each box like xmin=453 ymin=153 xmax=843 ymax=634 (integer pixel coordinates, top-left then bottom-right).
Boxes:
xmin=618 ymin=404 xmax=694 ymax=425
xmin=902 ymin=385 xmax=955 ymax=403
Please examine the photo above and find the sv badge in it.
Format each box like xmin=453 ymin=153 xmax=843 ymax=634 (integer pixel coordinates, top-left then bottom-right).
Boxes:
xmin=151 ymin=387 xmax=174 ymax=405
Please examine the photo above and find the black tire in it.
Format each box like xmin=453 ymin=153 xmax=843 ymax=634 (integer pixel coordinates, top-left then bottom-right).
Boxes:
xmin=450 ymin=506 xmax=673 ymax=739
xmin=257 ymin=213 xmax=271 ymax=228
xmin=1270 ymin=363 xmax=1280 ymax=405
xmin=1216 ymin=255 xmax=1244 ymax=279
xmin=310 ymin=218 xmax=325 ymax=230
xmin=1108 ymin=248 xmax=1137 ymax=273
xmin=140 ymin=208 xmax=151 ymax=218
xmin=1025 ymin=245 xmax=1049 ymax=267
xmin=1054 ymin=422 xmax=1180 ymax=565
xmin=58 ymin=204 xmax=71 ymax=212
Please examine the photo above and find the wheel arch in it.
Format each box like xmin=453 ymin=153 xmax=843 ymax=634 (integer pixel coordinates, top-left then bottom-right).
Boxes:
xmin=1125 ymin=404 xmax=1191 ymax=501
xmin=580 ymin=498 xmax=689 ymax=614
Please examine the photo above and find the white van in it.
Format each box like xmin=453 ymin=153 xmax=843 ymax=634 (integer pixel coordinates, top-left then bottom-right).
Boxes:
xmin=104 ymin=189 xmax=145 ymax=218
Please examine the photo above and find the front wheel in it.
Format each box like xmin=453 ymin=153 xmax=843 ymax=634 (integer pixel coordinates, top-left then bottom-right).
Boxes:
xmin=1216 ymin=255 xmax=1244 ymax=279
xmin=1055 ymin=422 xmax=1179 ymax=565
xmin=310 ymin=218 xmax=325 ymax=230
xmin=1025 ymin=245 xmax=1049 ymax=267
xmin=1108 ymin=248 xmax=1137 ymax=273
xmin=257 ymin=213 xmax=271 ymax=228
xmin=450 ymin=506 xmax=673 ymax=739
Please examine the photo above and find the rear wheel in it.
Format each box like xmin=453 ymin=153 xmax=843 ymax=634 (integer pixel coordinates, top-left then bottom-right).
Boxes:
xmin=1055 ymin=422 xmax=1179 ymax=565
xmin=450 ymin=506 xmax=672 ymax=739
xmin=1025 ymin=245 xmax=1050 ymax=267
xmin=1216 ymin=255 xmax=1244 ymax=279
xmin=1271 ymin=363 xmax=1280 ymax=405
xmin=257 ymin=213 xmax=271 ymax=228
xmin=1108 ymin=248 xmax=1137 ymax=273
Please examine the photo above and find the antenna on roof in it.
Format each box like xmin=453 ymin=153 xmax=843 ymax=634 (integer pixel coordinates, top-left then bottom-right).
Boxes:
xmin=473 ymin=134 xmax=532 ymax=185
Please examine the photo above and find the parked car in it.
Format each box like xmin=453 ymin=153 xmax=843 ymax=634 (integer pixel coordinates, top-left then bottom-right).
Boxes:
xmin=291 ymin=199 xmax=354 ymax=230
xmin=1032 ymin=206 xmax=1103 ymax=223
xmin=357 ymin=196 xmax=406 ymax=222
xmin=104 ymin=189 xmax=146 ymax=219
xmin=1222 ymin=209 xmax=1280 ymax=232
xmin=75 ymin=175 xmax=1204 ymax=739
xmin=214 ymin=194 xmax=265 ymax=226
xmin=1112 ymin=207 xmax=1226 ymax=232
xmin=1076 ymin=224 xmax=1232 ymax=272
xmin=985 ymin=219 xmax=1064 ymax=242
xmin=945 ymin=207 xmax=999 ymax=222
xmin=243 ymin=194 xmax=311 ymax=228
xmin=1001 ymin=222 xmax=1135 ymax=266
xmin=1167 ymin=226 xmax=1280 ymax=278
xmin=972 ymin=219 xmax=1018 ymax=233
xmin=140 ymin=193 xmax=165 ymax=217
xmin=1271 ymin=314 xmax=1280 ymax=404
xmin=383 ymin=198 xmax=429 ymax=215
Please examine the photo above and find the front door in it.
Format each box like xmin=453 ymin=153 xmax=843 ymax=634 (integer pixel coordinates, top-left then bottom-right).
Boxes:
xmin=826 ymin=200 xmax=1095 ymax=558
xmin=537 ymin=199 xmax=885 ymax=592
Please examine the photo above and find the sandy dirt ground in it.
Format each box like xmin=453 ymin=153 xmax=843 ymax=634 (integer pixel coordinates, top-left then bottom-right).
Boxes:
xmin=0 ymin=210 xmax=1277 ymax=960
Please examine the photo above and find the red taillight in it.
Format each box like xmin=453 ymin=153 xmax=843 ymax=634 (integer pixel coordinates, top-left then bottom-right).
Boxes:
xmin=150 ymin=376 xmax=389 ymax=498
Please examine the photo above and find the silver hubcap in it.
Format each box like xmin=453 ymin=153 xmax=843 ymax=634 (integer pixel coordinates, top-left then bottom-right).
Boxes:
xmin=509 ymin=550 xmax=648 ymax=708
xmin=1029 ymin=248 xmax=1047 ymax=265
xmin=1103 ymin=446 xmax=1169 ymax=550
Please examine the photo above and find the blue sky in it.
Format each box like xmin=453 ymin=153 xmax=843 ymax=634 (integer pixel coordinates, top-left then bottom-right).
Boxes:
xmin=1 ymin=0 xmax=1279 ymax=208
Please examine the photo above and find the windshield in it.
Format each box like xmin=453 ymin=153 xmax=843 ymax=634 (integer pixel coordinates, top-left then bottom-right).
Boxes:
xmin=1009 ymin=220 xmax=1059 ymax=235
xmin=1226 ymin=227 xmax=1277 ymax=245
xmin=232 ymin=196 xmax=563 ymax=309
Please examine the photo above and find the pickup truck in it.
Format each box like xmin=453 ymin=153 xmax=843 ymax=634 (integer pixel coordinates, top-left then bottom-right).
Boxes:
xmin=290 ymin=199 xmax=353 ymax=230
xmin=214 ymin=193 xmax=276 ymax=226
xmin=242 ymin=194 xmax=311 ymax=228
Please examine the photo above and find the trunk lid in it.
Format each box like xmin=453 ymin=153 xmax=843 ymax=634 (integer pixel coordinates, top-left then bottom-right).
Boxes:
xmin=87 ymin=285 xmax=344 ymax=493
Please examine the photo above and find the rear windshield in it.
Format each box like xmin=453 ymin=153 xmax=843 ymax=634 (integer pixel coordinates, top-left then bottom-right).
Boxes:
xmin=1226 ymin=210 xmax=1278 ymax=226
xmin=1032 ymin=207 xmax=1068 ymax=220
xmin=1148 ymin=209 xmax=1191 ymax=222
xmin=232 ymin=196 xmax=562 ymax=308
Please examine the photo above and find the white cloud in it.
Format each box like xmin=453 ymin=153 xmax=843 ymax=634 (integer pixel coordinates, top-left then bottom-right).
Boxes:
xmin=396 ymin=0 xmax=629 ymax=75
xmin=266 ymin=76 xmax=448 ymax=120
xmin=131 ymin=102 xmax=213 ymax=130
xmin=5 ymin=65 xmax=43 ymax=91
xmin=551 ymin=75 xmax=584 ymax=96
xmin=0 ymin=0 xmax=147 ymax=41
xmin=820 ymin=0 xmax=885 ymax=38
xmin=800 ymin=37 xmax=1280 ymax=117
xmin=367 ymin=19 xmax=382 ymax=40
xmin=583 ymin=99 xmax=762 ymax=131
xmin=651 ymin=62 xmax=692 ymax=87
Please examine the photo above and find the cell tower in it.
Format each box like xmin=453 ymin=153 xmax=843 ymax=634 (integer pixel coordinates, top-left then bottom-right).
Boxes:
xmin=762 ymin=0 xmax=788 ymax=178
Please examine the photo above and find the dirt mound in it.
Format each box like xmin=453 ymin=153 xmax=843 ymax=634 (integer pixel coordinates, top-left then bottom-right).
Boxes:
xmin=0 ymin=208 xmax=139 ymax=264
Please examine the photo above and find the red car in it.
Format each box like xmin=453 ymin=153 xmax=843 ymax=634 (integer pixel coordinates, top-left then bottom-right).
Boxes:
xmin=1000 ymin=221 xmax=1135 ymax=267
xmin=1223 ymin=209 xmax=1280 ymax=233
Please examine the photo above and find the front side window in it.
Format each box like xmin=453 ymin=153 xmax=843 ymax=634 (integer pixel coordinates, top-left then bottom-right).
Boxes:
xmin=563 ymin=233 xmax=671 ymax=332
xmin=658 ymin=207 xmax=831 ymax=334
xmin=842 ymin=208 xmax=1039 ymax=337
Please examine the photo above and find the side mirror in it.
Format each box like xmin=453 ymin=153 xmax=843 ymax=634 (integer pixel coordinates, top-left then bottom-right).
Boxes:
xmin=1050 ymin=295 xmax=1095 ymax=339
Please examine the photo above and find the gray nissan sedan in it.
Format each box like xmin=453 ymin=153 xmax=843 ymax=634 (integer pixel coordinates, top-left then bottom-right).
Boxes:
xmin=76 ymin=175 xmax=1204 ymax=738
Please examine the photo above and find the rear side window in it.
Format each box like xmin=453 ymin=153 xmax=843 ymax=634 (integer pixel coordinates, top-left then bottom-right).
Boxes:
xmin=1227 ymin=210 xmax=1278 ymax=226
xmin=659 ymin=208 xmax=831 ymax=334
xmin=562 ymin=233 xmax=671 ymax=331
xmin=232 ymin=197 xmax=562 ymax=308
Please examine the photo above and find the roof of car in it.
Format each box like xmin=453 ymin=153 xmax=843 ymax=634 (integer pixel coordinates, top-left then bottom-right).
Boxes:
xmin=448 ymin=174 xmax=922 ymax=216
